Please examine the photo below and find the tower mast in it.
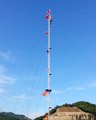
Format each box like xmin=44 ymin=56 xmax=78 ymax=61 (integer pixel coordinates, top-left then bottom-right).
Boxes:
xmin=48 ymin=11 xmax=51 ymax=120
xmin=43 ymin=9 xmax=52 ymax=120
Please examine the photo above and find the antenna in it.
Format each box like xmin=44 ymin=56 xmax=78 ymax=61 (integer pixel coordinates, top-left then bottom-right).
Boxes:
xmin=46 ymin=9 xmax=52 ymax=120
xmin=43 ymin=9 xmax=52 ymax=120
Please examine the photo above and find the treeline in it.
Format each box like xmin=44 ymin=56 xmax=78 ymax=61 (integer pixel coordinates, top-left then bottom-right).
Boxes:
xmin=73 ymin=101 xmax=96 ymax=116
xmin=0 ymin=112 xmax=31 ymax=120
xmin=35 ymin=101 xmax=96 ymax=120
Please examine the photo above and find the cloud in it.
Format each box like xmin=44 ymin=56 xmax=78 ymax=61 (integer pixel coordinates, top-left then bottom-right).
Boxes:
xmin=0 ymin=88 xmax=6 ymax=94
xmin=0 ymin=65 xmax=16 ymax=95
xmin=0 ymin=76 xmax=15 ymax=84
xmin=0 ymin=65 xmax=16 ymax=85
xmin=10 ymin=94 xmax=33 ymax=101
xmin=28 ymin=112 xmax=44 ymax=119
xmin=52 ymin=89 xmax=63 ymax=94
xmin=88 ymin=82 xmax=96 ymax=88
xmin=0 ymin=51 xmax=11 ymax=60
xmin=26 ymin=88 xmax=33 ymax=92
xmin=67 ymin=87 xmax=85 ymax=90
xmin=0 ymin=65 xmax=6 ymax=74
xmin=67 ymin=81 xmax=96 ymax=91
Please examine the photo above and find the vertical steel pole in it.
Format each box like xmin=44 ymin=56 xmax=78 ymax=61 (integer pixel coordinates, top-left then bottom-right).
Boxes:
xmin=48 ymin=14 xmax=51 ymax=120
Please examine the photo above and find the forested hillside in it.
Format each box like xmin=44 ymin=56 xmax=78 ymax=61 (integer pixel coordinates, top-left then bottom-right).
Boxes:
xmin=35 ymin=101 xmax=96 ymax=120
xmin=0 ymin=112 xmax=32 ymax=120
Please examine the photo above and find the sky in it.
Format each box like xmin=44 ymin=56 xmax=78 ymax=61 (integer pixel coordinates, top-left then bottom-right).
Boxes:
xmin=0 ymin=0 xmax=96 ymax=119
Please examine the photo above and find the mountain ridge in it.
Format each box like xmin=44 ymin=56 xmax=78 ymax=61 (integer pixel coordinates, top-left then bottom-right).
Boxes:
xmin=0 ymin=112 xmax=32 ymax=120
xmin=0 ymin=101 xmax=96 ymax=120
xmin=35 ymin=101 xmax=96 ymax=120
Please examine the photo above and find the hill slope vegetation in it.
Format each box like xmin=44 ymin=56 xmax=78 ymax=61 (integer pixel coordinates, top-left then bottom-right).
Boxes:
xmin=0 ymin=112 xmax=32 ymax=120
xmin=35 ymin=101 xmax=96 ymax=120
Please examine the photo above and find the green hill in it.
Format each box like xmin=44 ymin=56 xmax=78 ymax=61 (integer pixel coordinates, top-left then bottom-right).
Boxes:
xmin=0 ymin=112 xmax=32 ymax=120
xmin=1 ymin=101 xmax=96 ymax=120
xmin=73 ymin=101 xmax=96 ymax=115
xmin=35 ymin=101 xmax=96 ymax=120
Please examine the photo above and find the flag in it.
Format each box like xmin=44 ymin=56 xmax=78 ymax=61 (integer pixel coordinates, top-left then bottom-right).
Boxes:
xmin=47 ymin=9 xmax=50 ymax=14
xmin=45 ymin=32 xmax=48 ymax=35
xmin=42 ymin=91 xmax=48 ymax=96
xmin=45 ymin=113 xmax=48 ymax=120
xmin=46 ymin=15 xmax=49 ymax=20
xmin=46 ymin=9 xmax=51 ymax=20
